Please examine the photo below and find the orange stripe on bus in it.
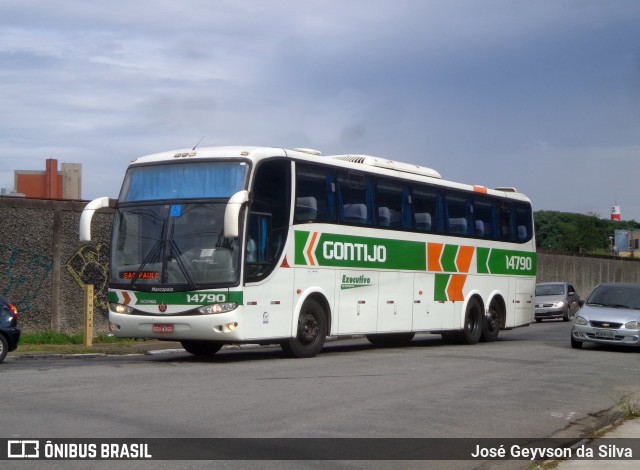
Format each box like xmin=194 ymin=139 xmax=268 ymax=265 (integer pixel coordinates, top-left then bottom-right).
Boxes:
xmin=306 ymin=232 xmax=319 ymax=266
xmin=447 ymin=274 xmax=466 ymax=301
xmin=427 ymin=243 xmax=444 ymax=272
xmin=455 ymin=246 xmax=475 ymax=273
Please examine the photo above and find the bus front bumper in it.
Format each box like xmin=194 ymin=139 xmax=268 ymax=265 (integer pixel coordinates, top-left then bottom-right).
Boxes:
xmin=109 ymin=308 xmax=246 ymax=342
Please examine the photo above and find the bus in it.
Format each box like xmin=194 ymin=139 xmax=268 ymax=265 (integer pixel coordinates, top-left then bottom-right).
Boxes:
xmin=80 ymin=146 xmax=536 ymax=358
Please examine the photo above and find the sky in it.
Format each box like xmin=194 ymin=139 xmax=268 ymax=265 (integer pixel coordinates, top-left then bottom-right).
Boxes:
xmin=1 ymin=0 xmax=639 ymax=221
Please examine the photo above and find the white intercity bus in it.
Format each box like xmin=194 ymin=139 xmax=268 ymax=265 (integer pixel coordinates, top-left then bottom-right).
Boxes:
xmin=80 ymin=146 xmax=536 ymax=358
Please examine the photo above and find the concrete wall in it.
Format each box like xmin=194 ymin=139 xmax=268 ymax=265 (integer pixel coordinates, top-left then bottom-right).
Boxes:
xmin=536 ymin=250 xmax=640 ymax=298
xmin=0 ymin=197 xmax=113 ymax=334
xmin=1 ymin=196 xmax=639 ymax=334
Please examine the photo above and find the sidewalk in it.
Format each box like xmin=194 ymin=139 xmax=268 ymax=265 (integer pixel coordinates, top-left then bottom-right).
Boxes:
xmin=552 ymin=417 xmax=640 ymax=469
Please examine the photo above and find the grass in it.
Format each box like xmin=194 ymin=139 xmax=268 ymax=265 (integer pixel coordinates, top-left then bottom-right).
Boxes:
xmin=14 ymin=331 xmax=169 ymax=355
xmin=20 ymin=331 xmax=131 ymax=345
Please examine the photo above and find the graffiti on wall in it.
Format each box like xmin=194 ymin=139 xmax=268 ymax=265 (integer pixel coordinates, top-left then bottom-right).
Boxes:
xmin=66 ymin=242 xmax=110 ymax=310
xmin=0 ymin=243 xmax=53 ymax=313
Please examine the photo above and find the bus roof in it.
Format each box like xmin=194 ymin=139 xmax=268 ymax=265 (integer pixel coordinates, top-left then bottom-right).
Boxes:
xmin=129 ymin=146 xmax=530 ymax=201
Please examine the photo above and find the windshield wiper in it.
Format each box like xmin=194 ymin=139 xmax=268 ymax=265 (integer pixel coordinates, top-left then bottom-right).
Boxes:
xmin=130 ymin=239 xmax=163 ymax=288
xmin=167 ymin=240 xmax=197 ymax=290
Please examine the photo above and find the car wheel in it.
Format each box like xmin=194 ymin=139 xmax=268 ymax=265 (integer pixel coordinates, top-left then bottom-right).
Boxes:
xmin=180 ymin=340 xmax=223 ymax=356
xmin=0 ymin=334 xmax=8 ymax=363
xmin=281 ymin=298 xmax=327 ymax=358
xmin=562 ymin=308 xmax=570 ymax=322
xmin=535 ymin=318 xmax=542 ymax=323
xmin=570 ymin=336 xmax=583 ymax=349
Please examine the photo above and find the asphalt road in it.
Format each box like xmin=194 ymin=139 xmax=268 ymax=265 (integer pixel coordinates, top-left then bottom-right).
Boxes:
xmin=2 ymin=321 xmax=639 ymax=469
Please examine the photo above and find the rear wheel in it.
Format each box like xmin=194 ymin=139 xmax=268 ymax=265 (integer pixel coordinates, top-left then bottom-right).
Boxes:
xmin=0 ymin=334 xmax=8 ymax=363
xmin=481 ymin=306 xmax=501 ymax=343
xmin=281 ymin=298 xmax=327 ymax=358
xmin=181 ymin=340 xmax=223 ymax=356
xmin=459 ymin=297 xmax=483 ymax=345
xmin=366 ymin=332 xmax=415 ymax=347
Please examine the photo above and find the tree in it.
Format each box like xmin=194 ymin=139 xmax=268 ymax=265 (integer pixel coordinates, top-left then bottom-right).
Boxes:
xmin=534 ymin=211 xmax=640 ymax=253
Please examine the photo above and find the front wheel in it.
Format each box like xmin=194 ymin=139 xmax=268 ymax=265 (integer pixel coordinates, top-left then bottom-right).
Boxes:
xmin=570 ymin=335 xmax=583 ymax=349
xmin=281 ymin=298 xmax=327 ymax=358
xmin=181 ymin=340 xmax=223 ymax=356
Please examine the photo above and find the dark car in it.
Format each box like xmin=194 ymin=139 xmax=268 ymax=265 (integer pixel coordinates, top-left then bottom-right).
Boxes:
xmin=534 ymin=282 xmax=580 ymax=322
xmin=0 ymin=294 xmax=20 ymax=362
xmin=571 ymin=282 xmax=640 ymax=349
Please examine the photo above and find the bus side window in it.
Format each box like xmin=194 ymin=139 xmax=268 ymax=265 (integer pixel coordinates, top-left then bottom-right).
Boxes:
xmin=473 ymin=199 xmax=497 ymax=239
xmin=294 ymin=164 xmax=336 ymax=223
xmin=499 ymin=202 xmax=514 ymax=242
xmin=412 ymin=186 xmax=440 ymax=233
xmin=337 ymin=171 xmax=373 ymax=225
xmin=445 ymin=194 xmax=471 ymax=236
xmin=375 ymin=179 xmax=406 ymax=229
xmin=514 ymin=203 xmax=533 ymax=242
xmin=295 ymin=196 xmax=317 ymax=221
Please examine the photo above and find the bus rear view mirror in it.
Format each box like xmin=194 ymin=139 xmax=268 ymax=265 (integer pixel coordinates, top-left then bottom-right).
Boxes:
xmin=80 ymin=197 xmax=112 ymax=242
xmin=224 ymin=190 xmax=249 ymax=238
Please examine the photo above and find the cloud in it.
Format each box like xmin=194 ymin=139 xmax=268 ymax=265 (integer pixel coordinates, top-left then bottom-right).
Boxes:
xmin=0 ymin=1 xmax=639 ymax=220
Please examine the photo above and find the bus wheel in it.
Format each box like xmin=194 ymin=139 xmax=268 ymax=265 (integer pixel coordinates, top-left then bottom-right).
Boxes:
xmin=181 ymin=340 xmax=223 ymax=356
xmin=482 ymin=305 xmax=501 ymax=342
xmin=366 ymin=332 xmax=415 ymax=347
xmin=281 ymin=298 xmax=327 ymax=358
xmin=460 ymin=298 xmax=483 ymax=345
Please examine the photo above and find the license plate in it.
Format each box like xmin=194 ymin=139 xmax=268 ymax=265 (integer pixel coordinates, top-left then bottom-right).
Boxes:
xmin=535 ymin=309 xmax=547 ymax=314
xmin=595 ymin=329 xmax=615 ymax=339
xmin=153 ymin=324 xmax=174 ymax=334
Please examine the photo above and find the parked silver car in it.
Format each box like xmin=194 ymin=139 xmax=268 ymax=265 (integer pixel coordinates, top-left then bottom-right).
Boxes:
xmin=571 ymin=282 xmax=640 ymax=349
xmin=534 ymin=282 xmax=580 ymax=322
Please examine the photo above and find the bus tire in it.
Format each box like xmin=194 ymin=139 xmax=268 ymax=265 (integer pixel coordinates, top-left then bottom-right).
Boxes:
xmin=181 ymin=340 xmax=223 ymax=356
xmin=460 ymin=297 xmax=483 ymax=345
xmin=366 ymin=332 xmax=415 ymax=347
xmin=281 ymin=298 xmax=327 ymax=358
xmin=482 ymin=303 xmax=501 ymax=342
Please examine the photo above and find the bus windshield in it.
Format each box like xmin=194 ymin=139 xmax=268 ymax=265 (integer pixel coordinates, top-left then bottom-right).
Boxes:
xmin=110 ymin=202 xmax=239 ymax=289
xmin=119 ymin=161 xmax=247 ymax=202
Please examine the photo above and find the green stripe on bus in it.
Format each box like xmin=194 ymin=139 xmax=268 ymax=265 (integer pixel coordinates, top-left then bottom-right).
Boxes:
xmin=441 ymin=245 xmax=459 ymax=273
xmin=109 ymin=290 xmax=243 ymax=305
xmin=434 ymin=274 xmax=450 ymax=302
xmin=295 ymin=230 xmax=427 ymax=270
xmin=476 ymin=248 xmax=536 ymax=275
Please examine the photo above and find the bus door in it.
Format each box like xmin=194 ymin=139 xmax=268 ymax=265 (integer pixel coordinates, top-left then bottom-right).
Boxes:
xmin=412 ymin=273 xmax=444 ymax=331
xmin=377 ymin=271 xmax=413 ymax=332
xmin=337 ymin=270 xmax=379 ymax=334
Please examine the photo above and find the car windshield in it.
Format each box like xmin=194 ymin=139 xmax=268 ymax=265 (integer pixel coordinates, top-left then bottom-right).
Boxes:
xmin=535 ymin=284 xmax=565 ymax=296
xmin=586 ymin=285 xmax=640 ymax=309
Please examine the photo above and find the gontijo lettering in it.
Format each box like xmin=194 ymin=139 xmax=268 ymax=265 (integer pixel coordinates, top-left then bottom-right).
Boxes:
xmin=323 ymin=241 xmax=386 ymax=262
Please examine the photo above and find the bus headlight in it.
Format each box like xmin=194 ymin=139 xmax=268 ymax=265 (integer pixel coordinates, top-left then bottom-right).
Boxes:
xmin=110 ymin=303 xmax=134 ymax=315
xmin=198 ymin=302 xmax=238 ymax=314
